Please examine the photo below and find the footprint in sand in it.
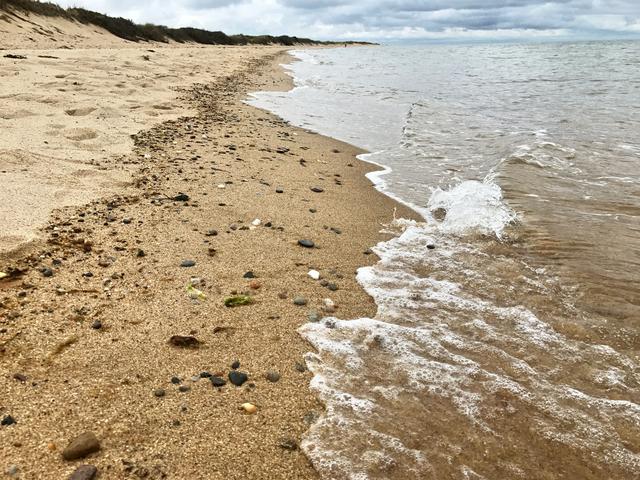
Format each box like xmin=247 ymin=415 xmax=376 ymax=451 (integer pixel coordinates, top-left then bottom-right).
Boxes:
xmin=63 ymin=128 xmax=98 ymax=141
xmin=64 ymin=106 xmax=96 ymax=116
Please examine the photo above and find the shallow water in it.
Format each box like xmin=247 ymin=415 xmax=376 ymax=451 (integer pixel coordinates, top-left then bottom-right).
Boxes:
xmin=250 ymin=41 xmax=640 ymax=479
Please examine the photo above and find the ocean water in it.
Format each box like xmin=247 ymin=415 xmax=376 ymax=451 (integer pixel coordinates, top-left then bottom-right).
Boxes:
xmin=249 ymin=42 xmax=640 ymax=479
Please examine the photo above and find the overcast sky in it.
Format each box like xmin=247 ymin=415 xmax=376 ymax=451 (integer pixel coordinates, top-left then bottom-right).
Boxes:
xmin=54 ymin=0 xmax=640 ymax=41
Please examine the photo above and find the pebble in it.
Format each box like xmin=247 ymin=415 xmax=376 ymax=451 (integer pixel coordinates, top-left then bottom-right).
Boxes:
xmin=231 ymin=360 xmax=240 ymax=369
xmin=322 ymin=298 xmax=336 ymax=313
xmin=5 ymin=466 xmax=18 ymax=477
xmin=210 ymin=376 xmax=226 ymax=388
xmin=136 ymin=249 xmax=146 ymax=258
xmin=293 ymin=296 xmax=307 ymax=306
xmin=173 ymin=193 xmax=190 ymax=201
xmin=228 ymin=370 xmax=248 ymax=387
xmin=310 ymin=187 xmax=324 ymax=193
xmin=91 ymin=320 xmax=102 ymax=330
xmin=41 ymin=267 xmax=54 ymax=277
xmin=251 ymin=219 xmax=261 ymax=226
xmin=199 ymin=371 xmax=212 ymax=378
xmin=249 ymin=280 xmax=261 ymax=289
xmin=62 ymin=432 xmax=100 ymax=461
xmin=265 ymin=371 xmax=281 ymax=383
xmin=295 ymin=361 xmax=307 ymax=373
xmin=243 ymin=271 xmax=255 ymax=279
xmin=154 ymin=388 xmax=166 ymax=397
xmin=169 ymin=335 xmax=200 ymax=348
xmin=241 ymin=403 xmax=258 ymax=414
xmin=205 ymin=229 xmax=218 ymax=236
xmin=13 ymin=373 xmax=27 ymax=382
xmin=68 ymin=465 xmax=98 ymax=480
xmin=427 ymin=244 xmax=436 ymax=250
xmin=1 ymin=415 xmax=16 ymax=426
xmin=178 ymin=385 xmax=190 ymax=393
xmin=298 ymin=239 xmax=314 ymax=248
xmin=171 ymin=376 xmax=182 ymax=384
xmin=180 ymin=259 xmax=196 ymax=267
xmin=308 ymin=310 xmax=320 ymax=322
xmin=275 ymin=187 xmax=284 ymax=193
xmin=308 ymin=269 xmax=320 ymax=280
xmin=327 ymin=283 xmax=339 ymax=291
xmin=279 ymin=438 xmax=299 ymax=451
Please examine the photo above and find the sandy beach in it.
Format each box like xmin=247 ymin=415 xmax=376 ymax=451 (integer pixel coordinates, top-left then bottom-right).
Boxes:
xmin=0 ymin=19 xmax=416 ymax=480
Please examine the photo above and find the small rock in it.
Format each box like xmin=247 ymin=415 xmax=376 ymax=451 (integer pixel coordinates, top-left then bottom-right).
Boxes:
xmin=231 ymin=360 xmax=240 ymax=369
xmin=249 ymin=280 xmax=261 ymax=289
xmin=170 ymin=376 xmax=182 ymax=384
xmin=327 ymin=283 xmax=339 ymax=291
xmin=265 ymin=371 xmax=281 ymax=383
xmin=41 ymin=267 xmax=54 ymax=277
xmin=295 ymin=361 xmax=307 ymax=373
xmin=322 ymin=298 xmax=336 ymax=313
xmin=122 ymin=218 xmax=132 ymax=225
xmin=228 ymin=371 xmax=248 ymax=387
xmin=68 ymin=465 xmax=98 ymax=480
xmin=178 ymin=385 xmax=190 ymax=393
xmin=275 ymin=187 xmax=284 ymax=193
xmin=180 ymin=260 xmax=196 ymax=267
xmin=205 ymin=229 xmax=218 ymax=236
xmin=13 ymin=373 xmax=27 ymax=382
xmin=293 ymin=297 xmax=307 ymax=306
xmin=241 ymin=402 xmax=258 ymax=414
xmin=310 ymin=187 xmax=324 ymax=193
xmin=308 ymin=269 xmax=320 ymax=280
xmin=5 ymin=465 xmax=18 ymax=477
xmin=432 ymin=207 xmax=447 ymax=221
xmin=199 ymin=371 xmax=212 ymax=378
xmin=210 ymin=376 xmax=226 ymax=388
xmin=153 ymin=388 xmax=166 ymax=398
xmin=169 ymin=335 xmax=200 ymax=348
xmin=1 ymin=415 xmax=16 ymax=426
xmin=279 ymin=438 xmax=299 ymax=451
xmin=298 ymin=239 xmax=314 ymax=248
xmin=136 ymin=249 xmax=146 ymax=258
xmin=243 ymin=271 xmax=255 ymax=279
xmin=308 ymin=310 xmax=320 ymax=322
xmin=173 ymin=193 xmax=190 ymax=201
xmin=91 ymin=320 xmax=102 ymax=330
xmin=427 ymin=244 xmax=436 ymax=250
xmin=62 ymin=432 xmax=100 ymax=461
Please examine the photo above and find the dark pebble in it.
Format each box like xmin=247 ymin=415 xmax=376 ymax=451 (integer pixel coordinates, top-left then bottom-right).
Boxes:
xmin=82 ymin=272 xmax=94 ymax=278
xmin=265 ymin=371 xmax=281 ymax=383
xmin=427 ymin=244 xmax=436 ymax=250
xmin=206 ymin=229 xmax=218 ymax=236
xmin=173 ymin=193 xmax=190 ymax=201
xmin=40 ymin=267 xmax=54 ymax=277
xmin=310 ymin=187 xmax=324 ymax=193
xmin=279 ymin=438 xmax=299 ymax=451
xmin=228 ymin=370 xmax=248 ymax=387
xmin=295 ymin=362 xmax=307 ymax=373
xmin=13 ymin=373 xmax=27 ymax=382
xmin=243 ymin=271 xmax=255 ymax=279
xmin=275 ymin=187 xmax=284 ymax=193
xmin=68 ymin=465 xmax=98 ymax=480
xmin=153 ymin=389 xmax=166 ymax=398
xmin=170 ymin=376 xmax=182 ymax=384
xmin=91 ymin=320 xmax=102 ymax=330
xmin=327 ymin=283 xmax=338 ymax=291
xmin=210 ymin=376 xmax=226 ymax=387
xmin=136 ymin=249 xmax=146 ymax=258
xmin=180 ymin=260 xmax=196 ymax=267
xmin=178 ymin=385 xmax=190 ymax=393
xmin=1 ymin=415 xmax=16 ymax=426
xmin=169 ymin=335 xmax=200 ymax=348
xmin=199 ymin=371 xmax=212 ymax=378
xmin=298 ymin=239 xmax=314 ymax=248
xmin=231 ymin=360 xmax=240 ymax=369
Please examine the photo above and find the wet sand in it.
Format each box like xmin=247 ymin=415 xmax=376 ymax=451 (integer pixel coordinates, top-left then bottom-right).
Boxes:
xmin=0 ymin=41 xmax=417 ymax=480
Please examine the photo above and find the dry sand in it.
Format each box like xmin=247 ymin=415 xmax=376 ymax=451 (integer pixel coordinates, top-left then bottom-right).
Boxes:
xmin=0 ymin=17 xmax=417 ymax=480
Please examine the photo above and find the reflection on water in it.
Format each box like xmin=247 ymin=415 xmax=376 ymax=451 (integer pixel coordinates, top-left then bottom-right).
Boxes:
xmin=251 ymin=41 xmax=640 ymax=479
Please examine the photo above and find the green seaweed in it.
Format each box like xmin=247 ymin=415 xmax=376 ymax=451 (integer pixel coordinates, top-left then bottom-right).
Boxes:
xmin=224 ymin=295 xmax=253 ymax=307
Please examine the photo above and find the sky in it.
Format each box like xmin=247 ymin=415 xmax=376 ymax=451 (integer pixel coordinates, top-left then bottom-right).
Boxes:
xmin=53 ymin=0 xmax=640 ymax=42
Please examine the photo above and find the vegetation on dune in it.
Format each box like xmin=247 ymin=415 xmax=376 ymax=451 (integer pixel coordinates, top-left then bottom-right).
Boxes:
xmin=0 ymin=0 xmax=375 ymax=46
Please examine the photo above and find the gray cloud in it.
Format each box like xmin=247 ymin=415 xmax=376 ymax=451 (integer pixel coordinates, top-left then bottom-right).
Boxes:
xmin=53 ymin=0 xmax=640 ymax=41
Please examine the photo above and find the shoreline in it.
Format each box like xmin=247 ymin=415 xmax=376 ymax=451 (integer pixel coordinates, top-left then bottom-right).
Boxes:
xmin=0 ymin=47 xmax=417 ymax=479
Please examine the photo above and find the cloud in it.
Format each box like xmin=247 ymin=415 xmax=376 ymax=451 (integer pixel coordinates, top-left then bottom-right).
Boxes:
xmin=52 ymin=0 xmax=640 ymax=41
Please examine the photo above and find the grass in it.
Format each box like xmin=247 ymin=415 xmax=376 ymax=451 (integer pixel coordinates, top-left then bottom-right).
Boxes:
xmin=0 ymin=0 xmax=374 ymax=46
